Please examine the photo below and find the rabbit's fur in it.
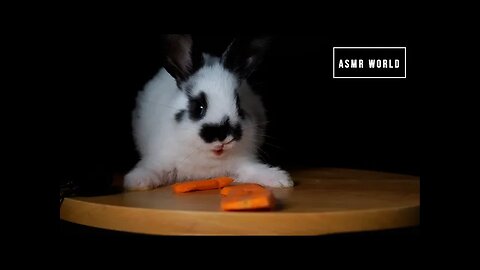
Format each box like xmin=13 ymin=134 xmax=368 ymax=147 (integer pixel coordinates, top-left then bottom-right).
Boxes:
xmin=124 ymin=35 xmax=293 ymax=190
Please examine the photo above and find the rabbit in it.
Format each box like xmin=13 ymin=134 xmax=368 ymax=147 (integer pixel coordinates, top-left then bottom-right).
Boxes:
xmin=124 ymin=35 xmax=294 ymax=190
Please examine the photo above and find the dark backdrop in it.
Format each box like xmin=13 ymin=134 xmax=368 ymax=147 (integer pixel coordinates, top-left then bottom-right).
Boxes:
xmin=60 ymin=33 xmax=419 ymax=194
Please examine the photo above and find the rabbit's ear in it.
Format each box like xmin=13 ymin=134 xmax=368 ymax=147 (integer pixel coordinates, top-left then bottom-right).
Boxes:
xmin=163 ymin=34 xmax=203 ymax=84
xmin=221 ymin=36 xmax=271 ymax=79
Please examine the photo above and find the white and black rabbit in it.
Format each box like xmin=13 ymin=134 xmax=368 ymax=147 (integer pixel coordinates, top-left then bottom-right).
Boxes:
xmin=124 ymin=34 xmax=294 ymax=190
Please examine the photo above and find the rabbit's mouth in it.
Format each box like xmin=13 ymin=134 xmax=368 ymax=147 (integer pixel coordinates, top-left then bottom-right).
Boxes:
xmin=211 ymin=138 xmax=235 ymax=156
xmin=212 ymin=148 xmax=224 ymax=156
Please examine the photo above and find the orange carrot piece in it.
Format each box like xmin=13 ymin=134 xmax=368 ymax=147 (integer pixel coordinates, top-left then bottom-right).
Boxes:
xmin=221 ymin=190 xmax=275 ymax=211
xmin=220 ymin=184 xmax=266 ymax=196
xmin=172 ymin=177 xmax=234 ymax=193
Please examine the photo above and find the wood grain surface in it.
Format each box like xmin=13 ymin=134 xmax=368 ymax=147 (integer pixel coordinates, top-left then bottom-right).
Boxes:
xmin=60 ymin=168 xmax=419 ymax=235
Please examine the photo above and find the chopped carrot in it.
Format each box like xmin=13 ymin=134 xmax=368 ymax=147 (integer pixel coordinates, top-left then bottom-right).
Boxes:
xmin=220 ymin=184 xmax=266 ymax=196
xmin=221 ymin=190 xmax=275 ymax=211
xmin=172 ymin=176 xmax=234 ymax=193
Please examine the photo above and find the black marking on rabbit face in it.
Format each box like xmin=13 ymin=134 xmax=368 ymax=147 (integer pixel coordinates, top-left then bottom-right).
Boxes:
xmin=199 ymin=116 xmax=243 ymax=143
xmin=174 ymin=110 xmax=186 ymax=122
xmin=188 ymin=91 xmax=208 ymax=121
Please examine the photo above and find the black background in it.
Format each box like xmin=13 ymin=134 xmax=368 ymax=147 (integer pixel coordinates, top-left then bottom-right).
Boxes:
xmin=60 ymin=32 xmax=419 ymax=189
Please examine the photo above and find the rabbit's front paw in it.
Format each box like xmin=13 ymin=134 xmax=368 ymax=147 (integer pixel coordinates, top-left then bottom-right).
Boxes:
xmin=237 ymin=165 xmax=294 ymax=188
xmin=124 ymin=167 xmax=162 ymax=191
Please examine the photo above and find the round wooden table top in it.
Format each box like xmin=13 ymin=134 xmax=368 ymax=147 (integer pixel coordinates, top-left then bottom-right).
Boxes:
xmin=60 ymin=168 xmax=419 ymax=236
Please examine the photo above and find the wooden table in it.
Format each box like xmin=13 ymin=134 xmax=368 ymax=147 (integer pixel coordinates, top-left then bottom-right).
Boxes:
xmin=60 ymin=168 xmax=419 ymax=236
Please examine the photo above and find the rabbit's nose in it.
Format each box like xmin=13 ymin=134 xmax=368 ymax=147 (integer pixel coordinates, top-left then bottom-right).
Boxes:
xmin=199 ymin=116 xmax=242 ymax=143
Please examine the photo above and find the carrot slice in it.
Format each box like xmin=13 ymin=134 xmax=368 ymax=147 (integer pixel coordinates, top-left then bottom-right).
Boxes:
xmin=220 ymin=184 xmax=266 ymax=196
xmin=172 ymin=177 xmax=234 ymax=193
xmin=221 ymin=190 xmax=275 ymax=211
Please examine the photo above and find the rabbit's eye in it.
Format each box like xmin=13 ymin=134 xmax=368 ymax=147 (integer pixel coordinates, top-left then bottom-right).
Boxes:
xmin=188 ymin=91 xmax=208 ymax=121
xmin=196 ymin=103 xmax=206 ymax=116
